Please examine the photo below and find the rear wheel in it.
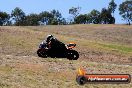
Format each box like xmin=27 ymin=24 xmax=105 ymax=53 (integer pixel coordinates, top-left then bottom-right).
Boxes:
xmin=67 ymin=50 xmax=79 ymax=60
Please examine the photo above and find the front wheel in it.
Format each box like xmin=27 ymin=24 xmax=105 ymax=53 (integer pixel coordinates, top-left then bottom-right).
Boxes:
xmin=67 ymin=50 xmax=79 ymax=60
xmin=37 ymin=49 xmax=48 ymax=58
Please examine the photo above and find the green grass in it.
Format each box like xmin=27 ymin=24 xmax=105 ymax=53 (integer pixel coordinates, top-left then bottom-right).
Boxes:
xmin=98 ymin=43 xmax=132 ymax=54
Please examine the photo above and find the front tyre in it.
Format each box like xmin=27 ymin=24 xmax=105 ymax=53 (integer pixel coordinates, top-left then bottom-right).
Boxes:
xmin=37 ymin=49 xmax=47 ymax=58
xmin=67 ymin=50 xmax=79 ymax=60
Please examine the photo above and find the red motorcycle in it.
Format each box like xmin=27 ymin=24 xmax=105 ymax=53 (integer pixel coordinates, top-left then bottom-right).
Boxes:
xmin=37 ymin=42 xmax=79 ymax=60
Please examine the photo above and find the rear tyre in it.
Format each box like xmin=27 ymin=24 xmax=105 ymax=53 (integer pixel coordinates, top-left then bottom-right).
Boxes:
xmin=67 ymin=50 xmax=79 ymax=60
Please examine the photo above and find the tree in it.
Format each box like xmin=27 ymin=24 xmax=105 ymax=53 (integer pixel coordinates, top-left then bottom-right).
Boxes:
xmin=25 ymin=13 xmax=40 ymax=26
xmin=86 ymin=13 xmax=92 ymax=24
xmin=0 ymin=11 xmax=10 ymax=26
xmin=51 ymin=10 xmax=61 ymax=25
xmin=60 ymin=18 xmax=67 ymax=25
xmin=50 ymin=10 xmax=66 ymax=25
xmin=100 ymin=8 xmax=115 ymax=24
xmin=69 ymin=7 xmax=81 ymax=23
xmin=119 ymin=0 xmax=132 ymax=25
xmin=74 ymin=14 xmax=87 ymax=24
xmin=11 ymin=7 xmax=26 ymax=26
xmin=39 ymin=11 xmax=53 ymax=25
xmin=89 ymin=9 xmax=101 ymax=24
xmin=108 ymin=0 xmax=117 ymax=17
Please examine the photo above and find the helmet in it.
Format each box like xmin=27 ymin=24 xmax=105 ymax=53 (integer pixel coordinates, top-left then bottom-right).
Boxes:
xmin=46 ymin=35 xmax=54 ymax=42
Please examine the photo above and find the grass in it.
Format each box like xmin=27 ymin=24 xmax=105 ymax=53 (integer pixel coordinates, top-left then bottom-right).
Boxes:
xmin=0 ymin=65 xmax=12 ymax=74
xmin=1 ymin=25 xmax=132 ymax=56
xmin=0 ymin=25 xmax=132 ymax=88
xmin=99 ymin=43 xmax=132 ymax=54
xmin=0 ymin=55 xmax=132 ymax=88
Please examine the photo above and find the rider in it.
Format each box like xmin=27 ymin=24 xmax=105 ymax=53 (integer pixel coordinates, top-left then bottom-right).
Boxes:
xmin=40 ymin=35 xmax=54 ymax=48
xmin=40 ymin=35 xmax=66 ymax=51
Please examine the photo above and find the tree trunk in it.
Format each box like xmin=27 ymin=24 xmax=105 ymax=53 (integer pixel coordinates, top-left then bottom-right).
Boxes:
xmin=128 ymin=19 xmax=130 ymax=25
xmin=113 ymin=12 xmax=114 ymax=18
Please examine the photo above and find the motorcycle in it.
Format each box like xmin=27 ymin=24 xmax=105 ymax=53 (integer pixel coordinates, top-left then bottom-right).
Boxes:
xmin=37 ymin=42 xmax=79 ymax=60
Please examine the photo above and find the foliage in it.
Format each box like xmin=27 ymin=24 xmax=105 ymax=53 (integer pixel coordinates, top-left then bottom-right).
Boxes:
xmin=108 ymin=0 xmax=117 ymax=17
xmin=119 ymin=0 xmax=132 ymax=25
xmin=69 ymin=7 xmax=81 ymax=23
xmin=0 ymin=0 xmax=131 ymax=26
xmin=0 ymin=11 xmax=10 ymax=26
xmin=50 ymin=10 xmax=62 ymax=25
xmin=11 ymin=7 xmax=26 ymax=26
xmin=39 ymin=11 xmax=53 ymax=25
xmin=74 ymin=14 xmax=87 ymax=24
xmin=89 ymin=9 xmax=101 ymax=24
xmin=39 ymin=10 xmax=66 ymax=25
xmin=25 ymin=13 xmax=40 ymax=26
xmin=100 ymin=8 xmax=115 ymax=24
